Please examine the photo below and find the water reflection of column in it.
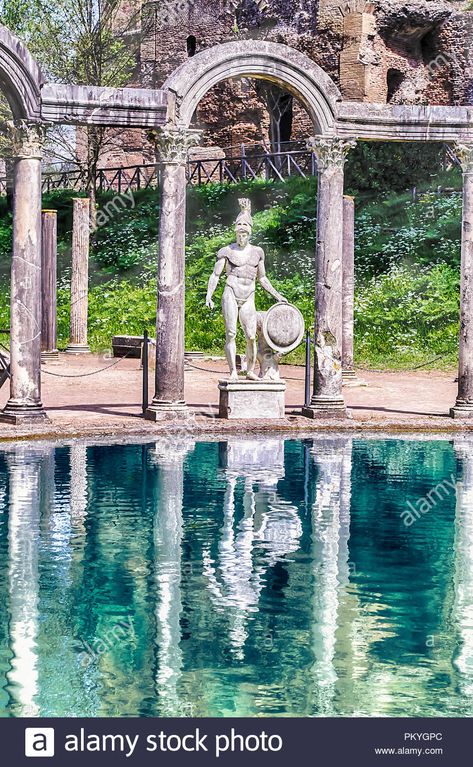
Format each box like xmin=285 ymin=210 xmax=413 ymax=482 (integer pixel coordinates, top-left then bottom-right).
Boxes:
xmin=452 ymin=440 xmax=473 ymax=699
xmin=37 ymin=444 xmax=91 ymax=717
xmin=70 ymin=445 xmax=88 ymax=530
xmin=6 ymin=446 xmax=44 ymax=716
xmin=310 ymin=437 xmax=353 ymax=715
xmin=151 ymin=442 xmax=192 ymax=716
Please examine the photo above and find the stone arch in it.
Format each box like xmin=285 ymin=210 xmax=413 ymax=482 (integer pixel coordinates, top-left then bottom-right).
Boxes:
xmin=162 ymin=39 xmax=342 ymax=135
xmin=0 ymin=24 xmax=43 ymax=121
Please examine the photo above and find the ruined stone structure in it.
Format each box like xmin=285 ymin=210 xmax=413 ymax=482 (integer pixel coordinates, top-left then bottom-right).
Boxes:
xmin=108 ymin=0 xmax=473 ymax=166
xmin=1 ymin=23 xmax=473 ymax=424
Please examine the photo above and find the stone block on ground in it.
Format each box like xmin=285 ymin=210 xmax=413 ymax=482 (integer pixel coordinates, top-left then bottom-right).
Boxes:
xmin=112 ymin=335 xmax=144 ymax=358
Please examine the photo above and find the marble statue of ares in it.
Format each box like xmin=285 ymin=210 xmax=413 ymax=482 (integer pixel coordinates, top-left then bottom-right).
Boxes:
xmin=206 ymin=199 xmax=287 ymax=381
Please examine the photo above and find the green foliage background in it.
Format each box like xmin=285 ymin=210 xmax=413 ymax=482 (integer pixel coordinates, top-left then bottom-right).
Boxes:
xmin=0 ymin=150 xmax=464 ymax=369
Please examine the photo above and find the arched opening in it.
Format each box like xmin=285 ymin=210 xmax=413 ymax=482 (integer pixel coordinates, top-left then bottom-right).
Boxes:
xmin=186 ymin=35 xmax=196 ymax=58
xmin=191 ymin=76 xmax=309 ymax=159
xmin=162 ymin=40 xmax=341 ymax=135
xmin=420 ymin=29 xmax=437 ymax=65
xmin=386 ymin=68 xmax=405 ymax=103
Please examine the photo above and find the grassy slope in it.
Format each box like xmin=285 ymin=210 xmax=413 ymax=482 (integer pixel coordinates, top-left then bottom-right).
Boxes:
xmin=0 ymin=170 xmax=464 ymax=368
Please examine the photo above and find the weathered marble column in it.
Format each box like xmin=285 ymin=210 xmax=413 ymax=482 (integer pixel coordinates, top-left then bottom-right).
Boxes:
xmin=303 ymin=138 xmax=356 ymax=419
xmin=451 ymin=145 xmax=473 ymax=418
xmin=342 ymin=195 xmax=356 ymax=380
xmin=66 ymin=198 xmax=90 ymax=354
xmin=0 ymin=122 xmax=48 ymax=424
xmin=41 ymin=210 xmax=59 ymax=362
xmin=145 ymin=128 xmax=201 ymax=421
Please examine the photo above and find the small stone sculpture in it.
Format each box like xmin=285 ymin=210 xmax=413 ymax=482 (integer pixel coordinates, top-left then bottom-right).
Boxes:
xmin=206 ymin=198 xmax=287 ymax=381
xmin=314 ymin=330 xmax=343 ymax=395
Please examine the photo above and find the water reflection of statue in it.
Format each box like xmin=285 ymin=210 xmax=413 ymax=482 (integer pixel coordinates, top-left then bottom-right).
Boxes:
xmin=205 ymin=199 xmax=287 ymax=381
xmin=203 ymin=439 xmax=302 ymax=658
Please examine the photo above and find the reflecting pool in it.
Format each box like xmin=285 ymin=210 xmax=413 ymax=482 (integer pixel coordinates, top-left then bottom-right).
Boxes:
xmin=0 ymin=436 xmax=472 ymax=717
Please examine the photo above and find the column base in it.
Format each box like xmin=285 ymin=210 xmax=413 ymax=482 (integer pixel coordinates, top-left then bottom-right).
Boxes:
xmin=144 ymin=400 xmax=190 ymax=421
xmin=302 ymin=396 xmax=347 ymax=420
xmin=41 ymin=350 xmax=60 ymax=363
xmin=0 ymin=401 xmax=49 ymax=425
xmin=342 ymin=370 xmax=367 ymax=388
xmin=65 ymin=344 xmax=90 ymax=354
xmin=450 ymin=403 xmax=473 ymax=419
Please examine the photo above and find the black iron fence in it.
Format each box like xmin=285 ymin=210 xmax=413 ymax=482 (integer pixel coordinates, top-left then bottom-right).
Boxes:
xmin=0 ymin=146 xmax=318 ymax=196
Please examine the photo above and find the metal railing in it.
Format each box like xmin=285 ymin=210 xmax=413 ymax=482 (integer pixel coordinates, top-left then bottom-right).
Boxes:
xmin=0 ymin=146 xmax=318 ymax=196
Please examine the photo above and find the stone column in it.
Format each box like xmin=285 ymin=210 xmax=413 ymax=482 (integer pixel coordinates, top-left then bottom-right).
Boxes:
xmin=303 ymin=138 xmax=356 ymax=420
xmin=451 ymin=145 xmax=473 ymax=418
xmin=342 ymin=195 xmax=356 ymax=380
xmin=145 ymin=128 xmax=200 ymax=421
xmin=66 ymin=198 xmax=90 ymax=354
xmin=41 ymin=210 xmax=59 ymax=362
xmin=0 ymin=121 xmax=49 ymax=424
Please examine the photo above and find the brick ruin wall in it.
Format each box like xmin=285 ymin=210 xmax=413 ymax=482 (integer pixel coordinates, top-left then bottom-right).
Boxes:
xmin=101 ymin=0 xmax=473 ymax=167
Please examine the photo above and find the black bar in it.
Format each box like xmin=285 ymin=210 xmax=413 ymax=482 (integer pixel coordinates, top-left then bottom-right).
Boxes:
xmin=304 ymin=331 xmax=311 ymax=408
xmin=1 ymin=716 xmax=468 ymax=766
xmin=313 ymin=326 xmax=317 ymax=396
xmin=142 ymin=329 xmax=149 ymax=415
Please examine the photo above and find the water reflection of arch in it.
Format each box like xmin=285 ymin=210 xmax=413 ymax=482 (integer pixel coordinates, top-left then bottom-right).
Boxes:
xmin=203 ymin=438 xmax=302 ymax=658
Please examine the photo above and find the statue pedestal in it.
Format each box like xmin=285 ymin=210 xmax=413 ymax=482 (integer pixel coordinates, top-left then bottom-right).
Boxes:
xmin=218 ymin=379 xmax=286 ymax=419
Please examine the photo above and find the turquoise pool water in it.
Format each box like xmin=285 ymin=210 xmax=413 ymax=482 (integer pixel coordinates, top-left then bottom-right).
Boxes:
xmin=0 ymin=436 xmax=471 ymax=717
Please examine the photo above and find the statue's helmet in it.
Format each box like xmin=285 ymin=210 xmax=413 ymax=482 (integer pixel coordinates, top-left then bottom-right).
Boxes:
xmin=235 ymin=198 xmax=253 ymax=233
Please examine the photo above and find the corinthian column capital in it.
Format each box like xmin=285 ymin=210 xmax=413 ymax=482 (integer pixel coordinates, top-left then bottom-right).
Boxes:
xmin=307 ymin=136 xmax=357 ymax=171
xmin=148 ymin=127 xmax=202 ymax=165
xmin=454 ymin=143 xmax=473 ymax=174
xmin=3 ymin=120 xmax=48 ymax=160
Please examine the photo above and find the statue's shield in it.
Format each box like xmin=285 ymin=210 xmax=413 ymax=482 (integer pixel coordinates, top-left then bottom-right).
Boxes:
xmin=262 ymin=303 xmax=305 ymax=354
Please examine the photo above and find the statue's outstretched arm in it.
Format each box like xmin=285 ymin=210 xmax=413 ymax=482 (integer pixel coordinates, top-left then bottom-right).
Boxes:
xmin=257 ymin=253 xmax=287 ymax=303
xmin=206 ymin=256 xmax=226 ymax=309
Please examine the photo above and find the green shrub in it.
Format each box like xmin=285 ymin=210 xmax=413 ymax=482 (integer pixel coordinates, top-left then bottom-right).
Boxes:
xmin=355 ymin=263 xmax=459 ymax=368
